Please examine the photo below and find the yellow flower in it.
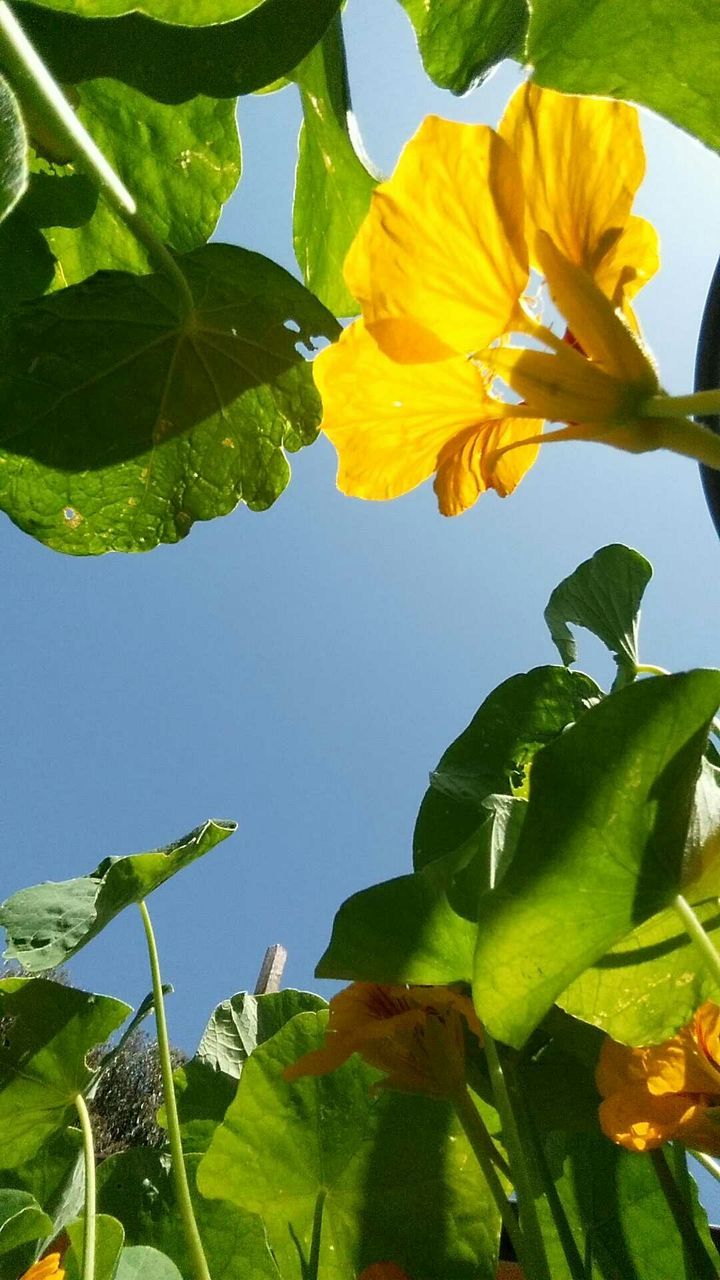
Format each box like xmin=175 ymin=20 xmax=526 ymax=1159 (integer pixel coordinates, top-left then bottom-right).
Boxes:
xmin=316 ymin=82 xmax=720 ymax=516
xmin=597 ymin=1002 xmax=720 ymax=1154
xmin=20 ymin=1256 xmax=65 ymax=1280
xmin=283 ymin=982 xmax=482 ymax=1098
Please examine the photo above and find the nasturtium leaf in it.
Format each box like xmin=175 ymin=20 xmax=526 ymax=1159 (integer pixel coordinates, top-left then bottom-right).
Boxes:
xmin=472 ymin=669 xmax=720 ymax=1049
xmin=293 ymin=15 xmax=377 ymax=315
xmin=115 ymin=1249 xmax=184 ymax=1280
xmin=413 ymin=666 xmax=600 ymax=869
xmin=0 ymin=244 xmax=338 ymax=554
xmin=0 ymin=979 xmax=130 ymax=1168
xmin=0 ymin=1191 xmax=51 ymax=1258
xmin=0 ymin=212 xmax=55 ymax=314
xmin=0 ymin=819 xmax=236 ymax=971
xmin=44 ymin=81 xmax=240 ymax=285
xmin=0 ymin=77 xmax=28 ymax=223
xmin=397 ymin=0 xmax=528 ymax=94
xmin=14 ymin=0 xmax=313 ymax=24
xmin=1 ymin=1129 xmax=83 ymax=1249
xmin=13 ymin=0 xmax=342 ymax=105
xmin=526 ymin=0 xmax=720 ymax=152
xmin=544 ymin=543 xmax=653 ymax=689
xmin=198 ymin=1011 xmax=500 ymax=1280
xmin=65 ymin=1216 xmax=125 ymax=1280
xmin=97 ymin=1150 xmax=280 ymax=1280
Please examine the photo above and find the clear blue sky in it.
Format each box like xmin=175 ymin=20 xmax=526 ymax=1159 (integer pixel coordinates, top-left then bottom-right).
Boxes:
xmin=3 ymin=0 xmax=720 ymax=1182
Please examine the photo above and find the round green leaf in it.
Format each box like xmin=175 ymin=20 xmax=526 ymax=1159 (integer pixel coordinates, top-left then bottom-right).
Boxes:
xmin=65 ymin=1216 xmax=125 ymax=1280
xmin=115 ymin=1249 xmax=184 ymax=1280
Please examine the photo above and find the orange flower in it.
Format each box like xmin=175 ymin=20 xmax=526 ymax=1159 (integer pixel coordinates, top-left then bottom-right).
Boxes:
xmin=283 ymin=982 xmax=482 ymax=1098
xmin=597 ymin=1002 xmax=720 ymax=1154
xmin=20 ymin=1256 xmax=65 ymax=1280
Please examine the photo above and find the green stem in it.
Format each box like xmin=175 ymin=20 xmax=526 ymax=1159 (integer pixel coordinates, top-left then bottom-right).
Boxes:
xmin=453 ymin=1087 xmax=525 ymax=1266
xmin=646 ymin=390 xmax=720 ymax=418
xmin=691 ymin=1149 xmax=720 ymax=1185
xmin=673 ymin=894 xmax=720 ymax=989
xmin=635 ymin=664 xmax=669 ymax=677
xmin=74 ymin=1093 xmax=96 ymax=1280
xmin=484 ymin=1034 xmax=552 ymax=1280
xmin=307 ymin=1188 xmax=326 ymax=1280
xmin=138 ymin=901 xmax=211 ymax=1280
xmin=0 ymin=2 xmax=194 ymax=315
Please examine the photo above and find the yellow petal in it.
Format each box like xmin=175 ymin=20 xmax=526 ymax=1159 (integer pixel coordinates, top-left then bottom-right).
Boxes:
xmin=434 ymin=419 xmax=540 ymax=515
xmin=20 ymin=1258 xmax=64 ymax=1280
xmin=344 ymin=116 xmax=528 ymax=360
xmin=599 ymin=1087 xmax=702 ymax=1152
xmin=594 ymin=215 xmax=660 ymax=317
xmin=314 ymin=321 xmax=520 ymax=512
xmin=498 ymin=81 xmax=654 ymax=305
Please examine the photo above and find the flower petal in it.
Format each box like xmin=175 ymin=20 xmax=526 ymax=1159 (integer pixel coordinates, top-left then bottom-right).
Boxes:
xmin=344 ymin=117 xmax=528 ymax=360
xmin=595 ymin=215 xmax=660 ymax=317
xmin=434 ymin=419 xmax=540 ymax=515
xmin=599 ymin=1086 xmax=703 ymax=1152
xmin=498 ymin=81 xmax=654 ymax=305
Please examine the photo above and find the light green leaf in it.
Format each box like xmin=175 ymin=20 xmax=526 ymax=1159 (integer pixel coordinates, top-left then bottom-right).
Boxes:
xmin=45 ymin=81 xmax=240 ymax=284
xmin=115 ymin=1248 xmax=184 ymax=1280
xmin=0 ymin=1129 xmax=83 ymax=1252
xmin=0 ymin=76 xmax=27 ymax=223
xmin=0 ymin=979 xmax=130 ymax=1168
xmin=0 ymin=819 xmax=236 ymax=971
xmin=414 ymin=666 xmax=600 ymax=869
xmin=13 ymin=0 xmax=310 ymax=24
xmin=473 ymin=669 xmax=720 ymax=1048
xmin=293 ymin=15 xmax=377 ymax=315
xmin=65 ymin=1216 xmax=125 ymax=1280
xmin=198 ymin=1011 xmax=500 ymax=1280
xmin=0 ymin=243 xmax=339 ymax=554
xmin=97 ymin=1150 xmax=280 ymax=1280
xmin=0 ymin=1191 xmax=52 ymax=1257
xmin=14 ymin=0 xmax=342 ymax=104
xmin=526 ymin=0 xmax=720 ymax=152
xmin=397 ymin=0 xmax=528 ymax=93
xmin=544 ymin=543 xmax=653 ymax=689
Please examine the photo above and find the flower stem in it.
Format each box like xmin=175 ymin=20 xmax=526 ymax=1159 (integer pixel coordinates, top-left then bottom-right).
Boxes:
xmin=74 ymin=1093 xmax=96 ymax=1280
xmin=691 ymin=1149 xmax=720 ymax=1185
xmin=453 ymin=1087 xmax=524 ymax=1266
xmin=647 ymin=390 xmax=720 ymax=418
xmin=138 ymin=901 xmax=211 ymax=1280
xmin=0 ymin=2 xmax=194 ymax=316
xmin=673 ymin=894 xmax=720 ymax=989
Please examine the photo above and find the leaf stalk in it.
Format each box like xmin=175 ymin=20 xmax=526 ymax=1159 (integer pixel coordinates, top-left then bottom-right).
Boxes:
xmin=74 ymin=1092 xmax=96 ymax=1280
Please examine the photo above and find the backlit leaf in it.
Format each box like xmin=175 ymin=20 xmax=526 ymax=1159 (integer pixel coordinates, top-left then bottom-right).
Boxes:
xmin=115 ymin=1248 xmax=185 ymax=1280
xmin=12 ymin=0 xmax=315 ymax=25
xmin=65 ymin=1216 xmax=125 ymax=1280
xmin=397 ymin=0 xmax=528 ymax=94
xmin=0 ymin=1191 xmax=52 ymax=1258
xmin=0 ymin=76 xmax=27 ymax=222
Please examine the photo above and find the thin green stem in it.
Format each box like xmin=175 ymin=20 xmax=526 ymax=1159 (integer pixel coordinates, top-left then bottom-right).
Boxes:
xmin=691 ymin=1149 xmax=720 ymax=1185
xmin=138 ymin=901 xmax=211 ymax=1280
xmin=0 ymin=2 xmax=194 ymax=315
xmin=453 ymin=1087 xmax=525 ymax=1265
xmin=484 ymin=1034 xmax=552 ymax=1280
xmin=673 ymin=894 xmax=720 ymax=990
xmin=74 ymin=1093 xmax=96 ymax=1280
xmin=646 ymin=390 xmax=720 ymax=418
xmin=635 ymin=664 xmax=669 ymax=677
xmin=307 ymin=1188 xmax=326 ymax=1280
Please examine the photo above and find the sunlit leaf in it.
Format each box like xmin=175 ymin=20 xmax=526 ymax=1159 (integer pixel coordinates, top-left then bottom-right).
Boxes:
xmin=115 ymin=1248 xmax=184 ymax=1280
xmin=12 ymin=0 xmax=316 ymax=25
xmin=0 ymin=820 xmax=236 ymax=971
xmin=544 ymin=543 xmax=653 ymax=689
xmin=473 ymin=669 xmax=720 ymax=1048
xmin=0 ymin=77 xmax=27 ymax=223
xmin=0 ymin=1191 xmax=51 ymax=1258
xmin=65 ymin=1216 xmax=125 ymax=1280
xmin=397 ymin=0 xmax=528 ymax=93
xmin=293 ymin=15 xmax=377 ymax=315
xmin=0 ymin=979 xmax=129 ymax=1168
xmin=12 ymin=0 xmax=342 ymax=104
xmin=0 ymin=244 xmax=339 ymax=554
xmin=527 ymin=0 xmax=720 ymax=152
xmin=198 ymin=1011 xmax=500 ymax=1280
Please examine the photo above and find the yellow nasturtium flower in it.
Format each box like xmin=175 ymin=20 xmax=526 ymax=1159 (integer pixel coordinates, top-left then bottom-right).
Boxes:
xmin=20 ymin=1256 xmax=65 ymax=1280
xmin=283 ymin=982 xmax=482 ymax=1098
xmin=315 ymin=82 xmax=720 ymax=516
xmin=597 ymin=1002 xmax=720 ymax=1154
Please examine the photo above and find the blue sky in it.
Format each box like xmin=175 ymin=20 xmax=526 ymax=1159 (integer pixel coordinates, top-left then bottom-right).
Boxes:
xmin=3 ymin=0 xmax=720 ymax=1197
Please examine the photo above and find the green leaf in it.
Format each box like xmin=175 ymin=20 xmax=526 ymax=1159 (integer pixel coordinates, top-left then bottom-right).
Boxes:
xmin=0 ymin=1129 xmax=83 ymax=1249
xmin=0 ymin=979 xmax=130 ymax=1168
xmin=414 ymin=666 xmax=600 ymax=869
xmin=12 ymin=0 xmax=315 ymax=23
xmin=115 ymin=1248 xmax=184 ymax=1280
xmin=0 ymin=244 xmax=338 ymax=554
xmin=526 ymin=0 xmax=720 ymax=152
xmin=97 ymin=1150 xmax=280 ymax=1280
xmin=0 ymin=819 xmax=236 ymax=971
xmin=544 ymin=543 xmax=653 ymax=689
xmin=397 ymin=0 xmax=528 ymax=93
xmin=13 ymin=0 xmax=342 ymax=104
xmin=472 ymin=669 xmax=720 ymax=1048
xmin=293 ymin=15 xmax=377 ymax=315
xmin=44 ymin=81 xmax=240 ymax=284
xmin=0 ymin=1191 xmax=52 ymax=1257
xmin=0 ymin=76 xmax=27 ymax=222
xmin=197 ymin=1011 xmax=500 ymax=1280
xmin=65 ymin=1216 xmax=125 ymax=1280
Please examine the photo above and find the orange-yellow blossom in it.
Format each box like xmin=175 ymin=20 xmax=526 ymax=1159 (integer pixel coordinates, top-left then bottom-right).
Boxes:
xmin=283 ymin=982 xmax=482 ymax=1098
xmin=316 ymin=81 xmax=720 ymax=515
xmin=597 ymin=1001 xmax=720 ymax=1154
xmin=20 ymin=1257 xmax=65 ymax=1280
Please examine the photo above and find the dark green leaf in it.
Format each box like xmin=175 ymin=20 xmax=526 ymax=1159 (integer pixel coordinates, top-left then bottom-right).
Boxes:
xmin=65 ymin=1216 xmax=125 ymax=1280
xmin=0 ymin=76 xmax=27 ymax=222
xmin=414 ymin=666 xmax=600 ymax=869
xmin=397 ymin=0 xmax=528 ymax=93
xmin=544 ymin=543 xmax=653 ymax=689
xmin=13 ymin=0 xmax=309 ymax=23
xmin=293 ymin=15 xmax=377 ymax=314
xmin=0 ymin=1129 xmax=83 ymax=1249
xmin=97 ymin=1150 xmax=280 ymax=1280
xmin=115 ymin=1248 xmax=184 ymax=1280
xmin=197 ymin=1011 xmax=500 ymax=1280
xmin=0 ymin=979 xmax=129 ymax=1167
xmin=473 ymin=669 xmax=720 ymax=1048
xmin=0 ymin=244 xmax=339 ymax=554
xmin=12 ymin=0 xmax=342 ymax=104
xmin=0 ymin=819 xmax=236 ymax=971
xmin=0 ymin=1191 xmax=52 ymax=1257
xmin=526 ymin=0 xmax=720 ymax=152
